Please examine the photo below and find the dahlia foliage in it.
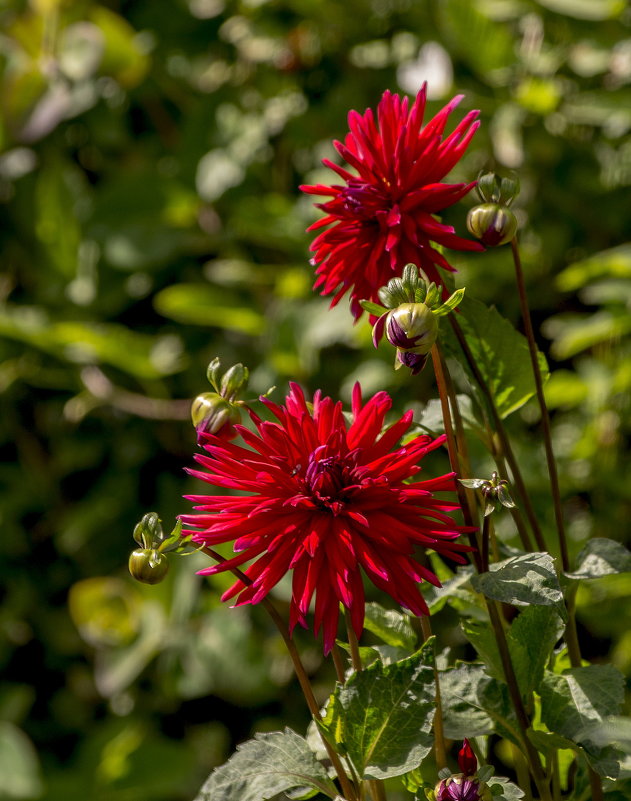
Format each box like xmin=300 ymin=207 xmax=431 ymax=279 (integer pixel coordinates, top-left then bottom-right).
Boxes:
xmin=182 ymin=383 xmax=469 ymax=652
xmin=301 ymin=85 xmax=483 ymax=319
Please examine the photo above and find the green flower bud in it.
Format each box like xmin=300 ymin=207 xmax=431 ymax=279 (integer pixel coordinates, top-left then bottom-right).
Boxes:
xmin=220 ymin=363 xmax=249 ymax=400
xmin=133 ymin=511 xmax=163 ymax=548
xmin=466 ymin=203 xmax=517 ymax=247
xmin=128 ymin=548 xmax=169 ymax=584
xmin=191 ymin=392 xmax=241 ymax=438
xmin=476 ymin=171 xmax=520 ymax=206
xmin=386 ymin=303 xmax=439 ymax=355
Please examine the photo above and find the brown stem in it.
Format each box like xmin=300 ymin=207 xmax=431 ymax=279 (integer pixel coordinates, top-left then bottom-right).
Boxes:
xmin=430 ymin=345 xmax=481 ymax=568
xmin=509 ymin=239 xmax=569 ymax=571
xmin=332 ymin=643 xmax=348 ymax=684
xmin=448 ymin=315 xmax=546 ymax=552
xmin=510 ymin=240 xmax=604 ymax=801
xmin=420 ymin=616 xmax=447 ymax=771
xmin=345 ymin=609 xmax=363 ymax=673
xmin=201 ymin=546 xmax=357 ymax=801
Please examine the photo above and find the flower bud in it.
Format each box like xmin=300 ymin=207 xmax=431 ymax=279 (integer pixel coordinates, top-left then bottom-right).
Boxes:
xmin=191 ymin=392 xmax=241 ymax=439
xmin=466 ymin=203 xmax=517 ymax=247
xmin=386 ymin=303 xmax=439 ymax=355
xmin=128 ymin=548 xmax=169 ymax=584
xmin=458 ymin=739 xmax=477 ymax=777
xmin=220 ymin=363 xmax=249 ymax=400
xmin=435 ymin=775 xmax=485 ymax=801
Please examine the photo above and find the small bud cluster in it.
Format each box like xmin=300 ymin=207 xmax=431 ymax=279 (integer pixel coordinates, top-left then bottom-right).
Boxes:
xmin=128 ymin=513 xmax=190 ymax=585
xmin=361 ymin=264 xmax=465 ymax=374
xmin=191 ymin=358 xmax=250 ymax=441
xmin=467 ymin=171 xmax=519 ymax=247
xmin=459 ymin=472 xmax=516 ymax=517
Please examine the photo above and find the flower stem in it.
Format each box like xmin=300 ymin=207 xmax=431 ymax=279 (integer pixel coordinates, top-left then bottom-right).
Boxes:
xmin=448 ymin=315 xmax=546 ymax=552
xmin=332 ymin=643 xmax=347 ymax=684
xmin=509 ymin=239 xmax=569 ymax=571
xmin=509 ymin=240 xmax=603 ymax=801
xmin=201 ymin=546 xmax=358 ymax=801
xmin=419 ymin=616 xmax=448 ymax=771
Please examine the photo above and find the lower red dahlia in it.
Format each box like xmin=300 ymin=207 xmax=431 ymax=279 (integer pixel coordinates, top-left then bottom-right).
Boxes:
xmin=182 ymin=383 xmax=470 ymax=652
xmin=301 ymin=85 xmax=484 ymax=319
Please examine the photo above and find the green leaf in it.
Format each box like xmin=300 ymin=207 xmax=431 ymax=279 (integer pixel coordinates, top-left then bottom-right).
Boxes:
xmin=154 ymin=284 xmax=266 ymax=335
xmin=471 ymin=552 xmax=567 ymax=619
xmin=439 ymin=664 xmax=495 ymax=738
xmin=193 ymin=728 xmax=337 ymax=801
xmin=507 ymin=607 xmax=565 ymax=697
xmin=320 ymin=643 xmax=435 ymax=780
xmin=422 ymin=565 xmax=475 ymax=612
xmin=535 ymin=0 xmax=625 ymax=22
xmin=556 ymin=244 xmax=631 ymax=292
xmin=462 ymin=620 xmax=503 ymax=682
xmin=540 ymin=666 xmax=626 ymax=777
xmin=565 ymin=538 xmax=631 ymax=580
xmin=363 ymin=602 xmax=417 ymax=650
xmin=359 ymin=300 xmax=388 ymax=317
xmin=486 ymin=776 xmax=526 ymax=800
xmin=440 ymin=294 xmax=549 ymax=419
xmin=0 ymin=722 xmax=43 ymax=800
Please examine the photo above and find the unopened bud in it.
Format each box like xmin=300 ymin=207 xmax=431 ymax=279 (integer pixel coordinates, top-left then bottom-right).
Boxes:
xmin=133 ymin=512 xmax=163 ymax=549
xmin=191 ymin=392 xmax=241 ymax=439
xmin=129 ymin=548 xmax=169 ymax=584
xmin=220 ymin=363 xmax=249 ymax=400
xmin=466 ymin=203 xmax=517 ymax=247
xmin=477 ymin=171 xmax=520 ymax=206
xmin=458 ymin=739 xmax=477 ymax=777
xmin=386 ymin=303 xmax=438 ymax=354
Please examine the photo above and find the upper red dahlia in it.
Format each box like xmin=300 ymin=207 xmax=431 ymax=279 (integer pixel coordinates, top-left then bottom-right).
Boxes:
xmin=301 ymin=85 xmax=483 ymax=319
xmin=182 ymin=383 xmax=470 ymax=653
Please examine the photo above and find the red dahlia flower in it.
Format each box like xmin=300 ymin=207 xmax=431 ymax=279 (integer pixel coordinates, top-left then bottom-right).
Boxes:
xmin=182 ymin=383 xmax=470 ymax=653
xmin=301 ymin=85 xmax=483 ymax=319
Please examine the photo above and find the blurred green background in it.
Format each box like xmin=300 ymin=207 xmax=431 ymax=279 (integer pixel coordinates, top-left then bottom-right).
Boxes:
xmin=1 ymin=0 xmax=630 ymax=799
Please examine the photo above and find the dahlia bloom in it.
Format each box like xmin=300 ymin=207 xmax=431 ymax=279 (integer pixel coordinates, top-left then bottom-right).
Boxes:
xmin=301 ymin=85 xmax=483 ymax=319
xmin=182 ymin=383 xmax=470 ymax=653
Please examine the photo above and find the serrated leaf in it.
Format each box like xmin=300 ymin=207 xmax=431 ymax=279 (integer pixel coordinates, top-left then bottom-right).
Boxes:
xmin=440 ymin=294 xmax=549 ymax=419
xmin=193 ymin=728 xmax=337 ymax=801
xmin=439 ymin=664 xmax=495 ymax=738
xmin=363 ymin=603 xmax=417 ymax=650
xmin=422 ymin=565 xmax=475 ymax=612
xmin=565 ymin=538 xmax=631 ymax=580
xmin=320 ymin=643 xmax=435 ymax=780
xmin=471 ymin=553 xmax=566 ymax=619
xmin=508 ymin=606 xmax=565 ymax=698
xmin=540 ymin=666 xmax=625 ymax=777
xmin=486 ymin=776 xmax=525 ymax=800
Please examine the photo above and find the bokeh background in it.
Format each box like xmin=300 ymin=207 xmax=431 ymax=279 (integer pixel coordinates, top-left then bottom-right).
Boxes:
xmin=1 ymin=0 xmax=630 ymax=799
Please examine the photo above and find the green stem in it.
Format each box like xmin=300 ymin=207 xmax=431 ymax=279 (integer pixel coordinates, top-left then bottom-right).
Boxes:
xmin=332 ymin=642 xmax=347 ymax=684
xmin=513 ymin=742 xmax=534 ymax=801
xmin=448 ymin=315 xmax=547 ymax=552
xmin=509 ymin=239 xmax=569 ymax=571
xmin=420 ymin=616 xmax=448 ymax=771
xmin=201 ymin=547 xmax=357 ymax=801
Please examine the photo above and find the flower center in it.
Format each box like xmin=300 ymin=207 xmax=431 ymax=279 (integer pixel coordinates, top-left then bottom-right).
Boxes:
xmin=340 ymin=181 xmax=390 ymax=221
xmin=303 ymin=454 xmax=353 ymax=514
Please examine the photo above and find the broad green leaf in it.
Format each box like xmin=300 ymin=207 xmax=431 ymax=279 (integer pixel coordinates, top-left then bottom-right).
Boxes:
xmin=440 ymin=294 xmax=549 ymax=419
xmin=194 ymin=728 xmax=337 ymax=801
xmin=471 ymin=553 xmax=566 ymax=619
xmin=320 ymin=644 xmax=435 ymax=780
xmin=0 ymin=722 xmax=43 ymax=800
xmin=439 ymin=664 xmax=495 ymax=738
xmin=545 ymin=310 xmax=631 ymax=360
xmin=363 ymin=602 xmax=417 ymax=650
xmin=565 ymin=538 xmax=631 ymax=580
xmin=527 ymin=728 xmax=576 ymax=756
xmin=507 ymin=606 xmax=564 ymax=697
xmin=461 ymin=620 xmax=503 ymax=682
xmin=540 ymin=666 xmax=625 ymax=777
xmin=154 ymin=284 xmax=266 ymax=335
xmin=422 ymin=565 xmax=475 ymax=612
xmin=440 ymin=665 xmax=521 ymax=746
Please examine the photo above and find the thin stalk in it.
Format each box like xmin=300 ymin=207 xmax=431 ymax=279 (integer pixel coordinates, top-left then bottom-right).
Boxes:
xmin=332 ymin=643 xmax=348 ymax=684
xmin=512 ymin=742 xmax=534 ymax=801
xmin=431 ymin=345 xmax=481 ymax=568
xmin=345 ymin=609 xmax=363 ymax=673
xmin=510 ymin=239 xmax=569 ymax=571
xmin=420 ymin=616 xmax=447 ymax=771
xmin=486 ymin=596 xmax=552 ymax=801
xmin=510 ymin=241 xmax=604 ymax=801
xmin=201 ymin=546 xmax=357 ymax=801
xmin=448 ymin=315 xmax=546 ymax=552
